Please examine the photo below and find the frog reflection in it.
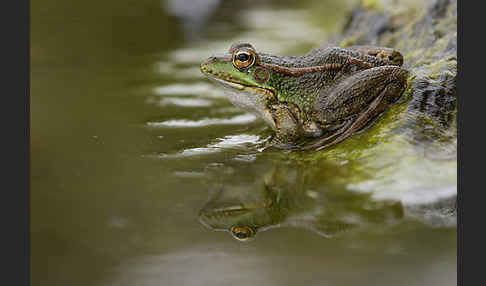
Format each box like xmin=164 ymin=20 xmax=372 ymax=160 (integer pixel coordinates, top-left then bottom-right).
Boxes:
xmin=199 ymin=163 xmax=404 ymax=241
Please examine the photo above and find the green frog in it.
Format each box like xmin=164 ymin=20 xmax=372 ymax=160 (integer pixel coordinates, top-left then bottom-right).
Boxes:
xmin=200 ymin=42 xmax=408 ymax=150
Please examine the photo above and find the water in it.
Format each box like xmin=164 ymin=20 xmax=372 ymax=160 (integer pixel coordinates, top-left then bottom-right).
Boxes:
xmin=31 ymin=0 xmax=457 ymax=285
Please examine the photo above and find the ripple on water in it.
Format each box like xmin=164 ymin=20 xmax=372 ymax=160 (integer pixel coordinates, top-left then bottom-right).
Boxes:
xmin=156 ymin=62 xmax=204 ymax=79
xmin=145 ymin=134 xmax=264 ymax=159
xmin=146 ymin=114 xmax=257 ymax=128
xmin=151 ymin=82 xmax=227 ymax=101
xmin=232 ymin=154 xmax=257 ymax=163
xmin=153 ymin=83 xmax=213 ymax=96
xmin=149 ymin=97 xmax=214 ymax=107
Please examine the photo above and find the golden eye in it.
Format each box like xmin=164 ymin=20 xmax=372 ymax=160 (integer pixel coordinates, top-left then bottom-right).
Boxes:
xmin=232 ymin=49 xmax=256 ymax=69
xmin=230 ymin=225 xmax=256 ymax=241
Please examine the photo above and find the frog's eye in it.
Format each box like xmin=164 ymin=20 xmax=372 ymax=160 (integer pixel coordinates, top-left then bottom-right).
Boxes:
xmin=230 ymin=225 xmax=256 ymax=241
xmin=232 ymin=49 xmax=256 ymax=70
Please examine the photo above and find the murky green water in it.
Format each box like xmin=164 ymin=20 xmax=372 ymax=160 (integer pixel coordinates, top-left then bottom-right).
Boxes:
xmin=31 ymin=0 xmax=456 ymax=285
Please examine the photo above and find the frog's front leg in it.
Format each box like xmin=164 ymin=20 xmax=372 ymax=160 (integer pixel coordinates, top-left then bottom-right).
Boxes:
xmin=306 ymin=65 xmax=408 ymax=151
xmin=267 ymin=104 xmax=304 ymax=149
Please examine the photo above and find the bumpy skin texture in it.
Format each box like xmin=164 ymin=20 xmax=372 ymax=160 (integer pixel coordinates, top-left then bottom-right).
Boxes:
xmin=200 ymin=42 xmax=408 ymax=150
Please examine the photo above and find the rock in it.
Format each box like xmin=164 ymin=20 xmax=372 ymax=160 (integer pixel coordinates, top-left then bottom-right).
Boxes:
xmin=332 ymin=0 xmax=457 ymax=143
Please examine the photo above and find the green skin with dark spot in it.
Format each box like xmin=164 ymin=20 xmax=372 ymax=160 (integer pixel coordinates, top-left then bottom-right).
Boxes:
xmin=200 ymin=42 xmax=408 ymax=150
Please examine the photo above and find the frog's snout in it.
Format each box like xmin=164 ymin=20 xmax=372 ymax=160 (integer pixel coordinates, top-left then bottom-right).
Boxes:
xmin=202 ymin=56 xmax=216 ymax=66
xmin=200 ymin=57 xmax=216 ymax=75
xmin=200 ymin=57 xmax=213 ymax=71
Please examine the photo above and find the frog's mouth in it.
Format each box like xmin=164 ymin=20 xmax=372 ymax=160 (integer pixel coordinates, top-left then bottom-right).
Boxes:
xmin=200 ymin=202 xmax=269 ymax=221
xmin=199 ymin=196 xmax=274 ymax=225
xmin=204 ymin=76 xmax=277 ymax=129
xmin=210 ymin=77 xmax=275 ymax=99
xmin=200 ymin=61 xmax=276 ymax=99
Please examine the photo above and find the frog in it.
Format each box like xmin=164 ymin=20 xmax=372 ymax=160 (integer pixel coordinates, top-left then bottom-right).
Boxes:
xmin=200 ymin=42 xmax=408 ymax=150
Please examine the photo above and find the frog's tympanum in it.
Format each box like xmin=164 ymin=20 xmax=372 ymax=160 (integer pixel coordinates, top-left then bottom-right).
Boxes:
xmin=201 ymin=42 xmax=408 ymax=150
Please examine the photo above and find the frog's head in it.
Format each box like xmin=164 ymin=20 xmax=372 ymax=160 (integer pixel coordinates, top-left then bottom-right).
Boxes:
xmin=200 ymin=42 xmax=278 ymax=128
xmin=201 ymin=42 xmax=322 ymax=129
xmin=198 ymin=184 xmax=284 ymax=242
xmin=198 ymin=203 xmax=262 ymax=242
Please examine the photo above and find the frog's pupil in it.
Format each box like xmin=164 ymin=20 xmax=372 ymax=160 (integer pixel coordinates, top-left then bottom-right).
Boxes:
xmin=237 ymin=53 xmax=250 ymax=62
xmin=235 ymin=232 xmax=247 ymax=239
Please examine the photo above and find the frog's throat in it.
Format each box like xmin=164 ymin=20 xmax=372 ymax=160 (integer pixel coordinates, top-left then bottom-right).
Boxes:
xmin=208 ymin=77 xmax=277 ymax=129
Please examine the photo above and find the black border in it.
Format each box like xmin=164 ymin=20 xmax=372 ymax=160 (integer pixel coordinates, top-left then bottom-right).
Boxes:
xmin=1 ymin=0 xmax=30 ymax=285
xmin=457 ymin=0 xmax=462 ymax=284
xmin=1 ymin=0 xmax=472 ymax=285
xmin=459 ymin=1 xmax=486 ymax=286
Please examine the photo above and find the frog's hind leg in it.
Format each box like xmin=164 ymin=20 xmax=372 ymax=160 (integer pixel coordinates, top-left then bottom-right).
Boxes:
xmin=304 ymin=67 xmax=408 ymax=151
xmin=301 ymin=91 xmax=387 ymax=151
xmin=314 ymin=87 xmax=389 ymax=151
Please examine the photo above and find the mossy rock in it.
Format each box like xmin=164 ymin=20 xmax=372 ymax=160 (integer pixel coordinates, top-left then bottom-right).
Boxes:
xmin=337 ymin=0 xmax=456 ymax=136
xmin=283 ymin=0 xmax=456 ymax=212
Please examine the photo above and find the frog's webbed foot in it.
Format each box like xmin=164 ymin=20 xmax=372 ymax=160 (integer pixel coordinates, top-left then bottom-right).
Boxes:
xmin=267 ymin=136 xmax=301 ymax=151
